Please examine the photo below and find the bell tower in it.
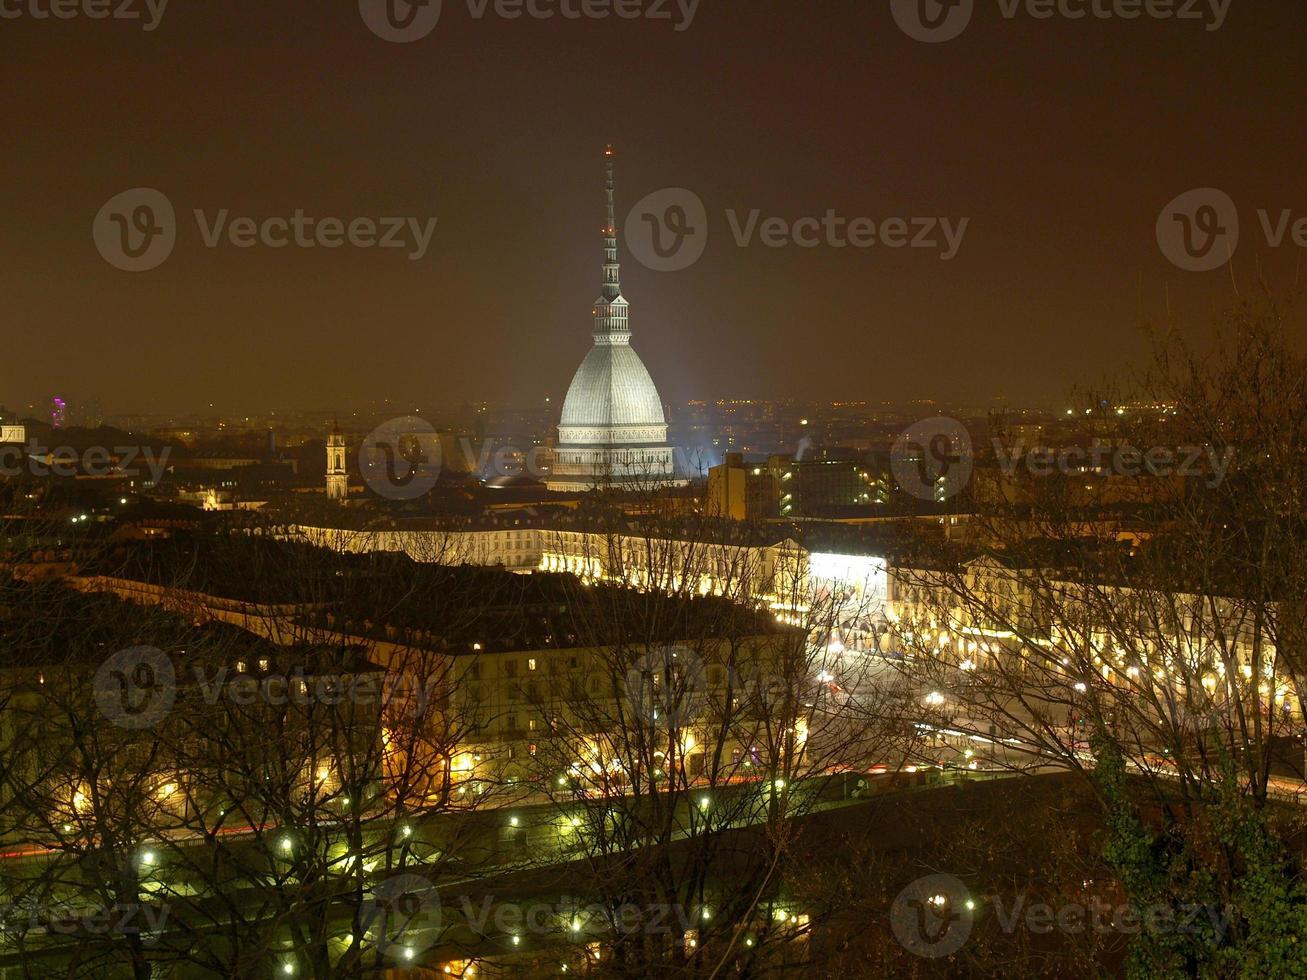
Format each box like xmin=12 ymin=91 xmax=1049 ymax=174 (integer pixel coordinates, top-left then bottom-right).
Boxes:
xmin=326 ymin=421 xmax=348 ymax=503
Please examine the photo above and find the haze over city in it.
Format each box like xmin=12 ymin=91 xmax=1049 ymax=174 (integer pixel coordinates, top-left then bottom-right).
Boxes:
xmin=3 ymin=1 xmax=1306 ymax=416
xmin=2 ymin=3 xmax=1306 ymax=978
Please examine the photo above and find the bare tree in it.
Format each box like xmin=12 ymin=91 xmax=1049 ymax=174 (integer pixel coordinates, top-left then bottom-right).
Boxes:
xmin=885 ymin=298 xmax=1307 ymax=977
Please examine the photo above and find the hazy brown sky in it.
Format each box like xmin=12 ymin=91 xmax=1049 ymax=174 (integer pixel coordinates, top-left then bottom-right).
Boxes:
xmin=2 ymin=0 xmax=1305 ymax=416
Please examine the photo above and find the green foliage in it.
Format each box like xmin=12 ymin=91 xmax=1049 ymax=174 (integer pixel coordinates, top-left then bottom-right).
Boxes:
xmin=1090 ymin=733 xmax=1307 ymax=980
xmin=1207 ymin=776 xmax=1307 ymax=979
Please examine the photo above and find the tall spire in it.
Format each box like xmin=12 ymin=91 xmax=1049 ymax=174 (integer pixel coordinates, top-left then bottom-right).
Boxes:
xmin=602 ymin=144 xmax=619 ymax=300
xmin=593 ymin=143 xmax=630 ymax=345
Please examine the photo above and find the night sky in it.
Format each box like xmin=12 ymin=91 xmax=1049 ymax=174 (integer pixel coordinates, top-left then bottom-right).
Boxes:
xmin=3 ymin=0 xmax=1305 ymax=416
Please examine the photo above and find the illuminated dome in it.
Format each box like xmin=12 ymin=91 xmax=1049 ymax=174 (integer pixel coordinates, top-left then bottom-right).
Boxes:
xmin=547 ymin=146 xmax=683 ymax=492
xmin=559 ymin=344 xmax=667 ymax=437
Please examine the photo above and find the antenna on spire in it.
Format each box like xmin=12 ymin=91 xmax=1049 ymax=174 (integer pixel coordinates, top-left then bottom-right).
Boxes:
xmin=600 ymin=144 xmax=621 ymax=297
xmin=604 ymin=144 xmax=617 ymax=237
xmin=593 ymin=144 xmax=629 ymax=343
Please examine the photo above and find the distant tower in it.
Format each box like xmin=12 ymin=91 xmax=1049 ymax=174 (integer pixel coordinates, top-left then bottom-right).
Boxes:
xmin=326 ymin=421 xmax=348 ymax=503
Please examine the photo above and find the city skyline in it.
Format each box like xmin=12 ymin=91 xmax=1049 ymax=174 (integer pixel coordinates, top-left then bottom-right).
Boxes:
xmin=4 ymin=4 xmax=1306 ymax=977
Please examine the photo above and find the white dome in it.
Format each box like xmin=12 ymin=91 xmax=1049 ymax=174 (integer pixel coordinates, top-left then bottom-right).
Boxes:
xmin=559 ymin=343 xmax=667 ymax=440
xmin=547 ymin=145 xmax=683 ymax=491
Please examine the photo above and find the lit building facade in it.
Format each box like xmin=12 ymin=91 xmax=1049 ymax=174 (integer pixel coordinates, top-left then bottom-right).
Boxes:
xmin=292 ymin=521 xmax=886 ymax=628
xmin=707 ymin=453 xmax=780 ymax=521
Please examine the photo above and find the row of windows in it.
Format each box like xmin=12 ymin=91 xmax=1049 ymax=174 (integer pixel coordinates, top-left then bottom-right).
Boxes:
xmin=465 ymin=655 xmax=583 ymax=681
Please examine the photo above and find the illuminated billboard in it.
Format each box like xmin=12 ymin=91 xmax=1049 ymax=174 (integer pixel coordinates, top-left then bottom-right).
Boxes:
xmin=0 ymin=426 xmax=25 ymax=444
